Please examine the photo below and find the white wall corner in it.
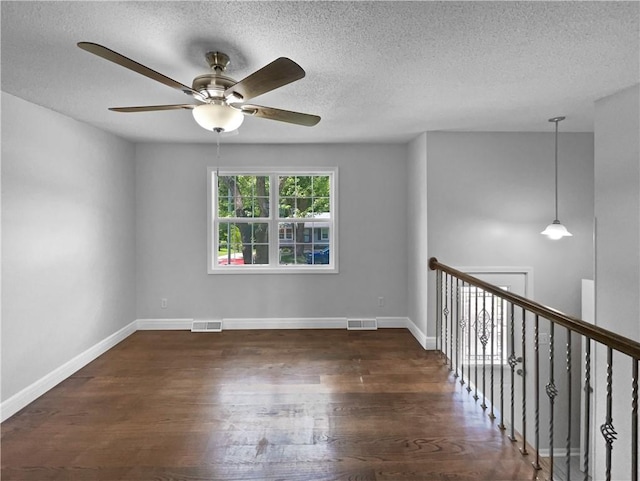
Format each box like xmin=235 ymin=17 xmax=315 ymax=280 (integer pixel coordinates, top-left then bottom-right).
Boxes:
xmin=136 ymin=318 xmax=193 ymax=330
xmin=405 ymin=317 xmax=435 ymax=350
xmin=1 ymin=320 xmax=137 ymax=422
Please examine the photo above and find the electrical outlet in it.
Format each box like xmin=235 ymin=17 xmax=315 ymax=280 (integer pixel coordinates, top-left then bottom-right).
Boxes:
xmin=378 ymin=296 xmax=385 ymax=307
xmin=161 ymin=298 xmax=168 ymax=309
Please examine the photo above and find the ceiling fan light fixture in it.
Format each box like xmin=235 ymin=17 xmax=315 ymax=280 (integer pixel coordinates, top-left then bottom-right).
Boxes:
xmin=192 ymin=103 xmax=244 ymax=132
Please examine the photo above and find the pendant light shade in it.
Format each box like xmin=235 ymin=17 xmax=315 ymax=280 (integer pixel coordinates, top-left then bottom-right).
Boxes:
xmin=541 ymin=116 xmax=572 ymax=240
xmin=541 ymin=220 xmax=573 ymax=240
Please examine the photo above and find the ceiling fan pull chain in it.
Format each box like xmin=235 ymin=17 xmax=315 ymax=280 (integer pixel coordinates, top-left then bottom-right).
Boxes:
xmin=216 ymin=130 xmax=221 ymax=177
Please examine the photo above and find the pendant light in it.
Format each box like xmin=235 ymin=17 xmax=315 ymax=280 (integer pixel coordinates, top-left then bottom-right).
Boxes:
xmin=541 ymin=116 xmax=572 ymax=240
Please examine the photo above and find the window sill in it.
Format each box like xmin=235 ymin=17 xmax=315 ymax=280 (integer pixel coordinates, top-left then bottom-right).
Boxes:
xmin=208 ymin=266 xmax=339 ymax=275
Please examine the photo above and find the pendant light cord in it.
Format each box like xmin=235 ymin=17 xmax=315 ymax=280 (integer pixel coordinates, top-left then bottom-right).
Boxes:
xmin=554 ymin=119 xmax=559 ymax=221
xmin=548 ymin=116 xmax=565 ymax=222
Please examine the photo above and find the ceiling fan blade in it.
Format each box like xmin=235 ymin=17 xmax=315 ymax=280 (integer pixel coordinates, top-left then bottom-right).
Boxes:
xmin=78 ymin=42 xmax=203 ymax=100
xmin=235 ymin=104 xmax=320 ymax=127
xmin=109 ymin=104 xmax=196 ymax=113
xmin=224 ymin=58 xmax=305 ymax=101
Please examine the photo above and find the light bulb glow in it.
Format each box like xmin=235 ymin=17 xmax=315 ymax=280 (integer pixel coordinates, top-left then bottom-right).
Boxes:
xmin=541 ymin=220 xmax=573 ymax=240
xmin=192 ymin=103 xmax=244 ymax=132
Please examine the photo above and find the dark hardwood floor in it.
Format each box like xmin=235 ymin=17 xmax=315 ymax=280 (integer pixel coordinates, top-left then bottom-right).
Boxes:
xmin=1 ymin=329 xmax=539 ymax=480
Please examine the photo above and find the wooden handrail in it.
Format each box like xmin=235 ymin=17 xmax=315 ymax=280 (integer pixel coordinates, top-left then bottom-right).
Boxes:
xmin=429 ymin=257 xmax=640 ymax=360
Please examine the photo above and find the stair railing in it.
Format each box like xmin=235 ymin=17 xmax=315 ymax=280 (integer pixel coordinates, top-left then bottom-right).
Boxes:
xmin=430 ymin=257 xmax=640 ymax=481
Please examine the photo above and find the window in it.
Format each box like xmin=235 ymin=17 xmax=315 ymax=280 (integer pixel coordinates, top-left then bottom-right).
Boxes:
xmin=460 ymin=286 xmax=508 ymax=365
xmin=208 ymin=168 xmax=337 ymax=273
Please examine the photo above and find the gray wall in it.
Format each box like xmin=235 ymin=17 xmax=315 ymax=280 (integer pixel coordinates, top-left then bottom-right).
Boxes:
xmin=1 ymin=92 xmax=136 ymax=402
xmin=135 ymin=142 xmax=409 ymax=321
xmin=425 ymin=130 xmax=595 ymax=449
xmin=427 ymin=131 xmax=594 ymax=322
xmin=593 ymin=83 xmax=639 ymax=481
xmin=407 ymin=133 xmax=429 ymax=338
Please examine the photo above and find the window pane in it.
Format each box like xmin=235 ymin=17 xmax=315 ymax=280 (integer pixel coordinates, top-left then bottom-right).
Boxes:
xmin=279 ymin=197 xmax=295 ymax=218
xmin=312 ymin=197 xmax=330 ymax=215
xmin=218 ymin=222 xmax=268 ymax=265
xmin=252 ymin=244 xmax=269 ymax=265
xmin=294 ymin=176 xmax=312 ymax=196
xmin=312 ymin=176 xmax=330 ymax=197
xmin=303 ymin=223 xmax=330 ymax=243
xmin=307 ymin=244 xmax=330 ymax=265
xmin=278 ymin=222 xmax=315 ymax=265
xmin=279 ymin=176 xmax=296 ymax=196
xmin=296 ymin=197 xmax=313 ymax=218
xmin=278 ymin=222 xmax=294 ymax=242
xmin=217 ymin=175 xmax=269 ymax=218
xmin=278 ymin=246 xmax=295 ymax=265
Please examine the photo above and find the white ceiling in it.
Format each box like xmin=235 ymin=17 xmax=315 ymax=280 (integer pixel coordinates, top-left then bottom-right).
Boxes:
xmin=2 ymin=1 xmax=638 ymax=144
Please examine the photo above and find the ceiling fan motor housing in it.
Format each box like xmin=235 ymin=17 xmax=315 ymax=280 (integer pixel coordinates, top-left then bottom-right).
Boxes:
xmin=192 ymin=73 xmax=236 ymax=100
xmin=192 ymin=52 xmax=237 ymax=100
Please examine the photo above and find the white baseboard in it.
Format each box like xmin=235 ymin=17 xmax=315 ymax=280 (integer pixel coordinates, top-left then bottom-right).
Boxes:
xmin=135 ymin=316 xmax=422 ymax=333
xmin=376 ymin=316 xmax=409 ymax=328
xmin=136 ymin=318 xmax=193 ymax=330
xmin=404 ymin=317 xmax=435 ymax=350
xmin=537 ymin=448 xmax=580 ymax=457
xmin=223 ymin=317 xmax=348 ymax=330
xmin=1 ymin=320 xmax=137 ymax=422
xmin=2 ymin=315 xmax=433 ymax=422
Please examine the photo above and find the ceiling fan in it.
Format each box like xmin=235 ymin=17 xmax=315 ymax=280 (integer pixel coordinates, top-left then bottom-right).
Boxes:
xmin=77 ymin=42 xmax=321 ymax=133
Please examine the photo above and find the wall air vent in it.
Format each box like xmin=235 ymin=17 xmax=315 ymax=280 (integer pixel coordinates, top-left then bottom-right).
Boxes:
xmin=191 ymin=320 xmax=223 ymax=332
xmin=347 ymin=318 xmax=378 ymax=330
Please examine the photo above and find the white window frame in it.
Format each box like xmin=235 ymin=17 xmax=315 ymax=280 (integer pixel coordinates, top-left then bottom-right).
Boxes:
xmin=207 ymin=166 xmax=338 ymax=274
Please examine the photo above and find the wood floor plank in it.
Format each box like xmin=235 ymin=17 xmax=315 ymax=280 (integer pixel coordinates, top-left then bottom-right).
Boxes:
xmin=1 ymin=329 xmax=539 ymax=480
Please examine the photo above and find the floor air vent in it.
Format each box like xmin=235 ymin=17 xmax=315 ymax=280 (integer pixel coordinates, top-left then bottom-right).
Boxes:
xmin=191 ymin=320 xmax=223 ymax=332
xmin=347 ymin=318 xmax=378 ymax=330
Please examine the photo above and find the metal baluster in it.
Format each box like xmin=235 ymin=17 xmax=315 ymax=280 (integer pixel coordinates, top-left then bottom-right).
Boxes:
xmin=498 ymin=298 xmax=505 ymax=430
xmin=460 ymin=281 xmax=466 ymax=386
xmin=481 ymin=290 xmax=488 ymax=410
xmin=489 ymin=293 xmax=496 ymax=419
xmin=566 ymin=329 xmax=572 ymax=481
xmin=454 ymin=277 xmax=459 ymax=375
xmin=474 ymin=287 xmax=479 ymax=401
xmin=633 ymin=358 xmax=638 ymax=481
xmin=508 ymin=303 xmax=516 ymax=440
xmin=520 ymin=307 xmax=528 ymax=456
xmin=533 ymin=314 xmax=541 ymax=470
xmin=436 ymin=270 xmax=441 ymax=354
xmin=467 ymin=285 xmax=473 ymax=393
xmin=583 ymin=338 xmax=591 ymax=481
xmin=450 ymin=274 xmax=454 ymax=371
xmin=600 ymin=347 xmax=616 ymax=481
xmin=443 ymin=273 xmax=449 ymax=365
xmin=547 ymin=321 xmax=557 ymax=480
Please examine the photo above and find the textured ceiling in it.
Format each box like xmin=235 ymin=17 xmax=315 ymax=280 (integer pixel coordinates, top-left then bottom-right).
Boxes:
xmin=2 ymin=1 xmax=638 ymax=144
